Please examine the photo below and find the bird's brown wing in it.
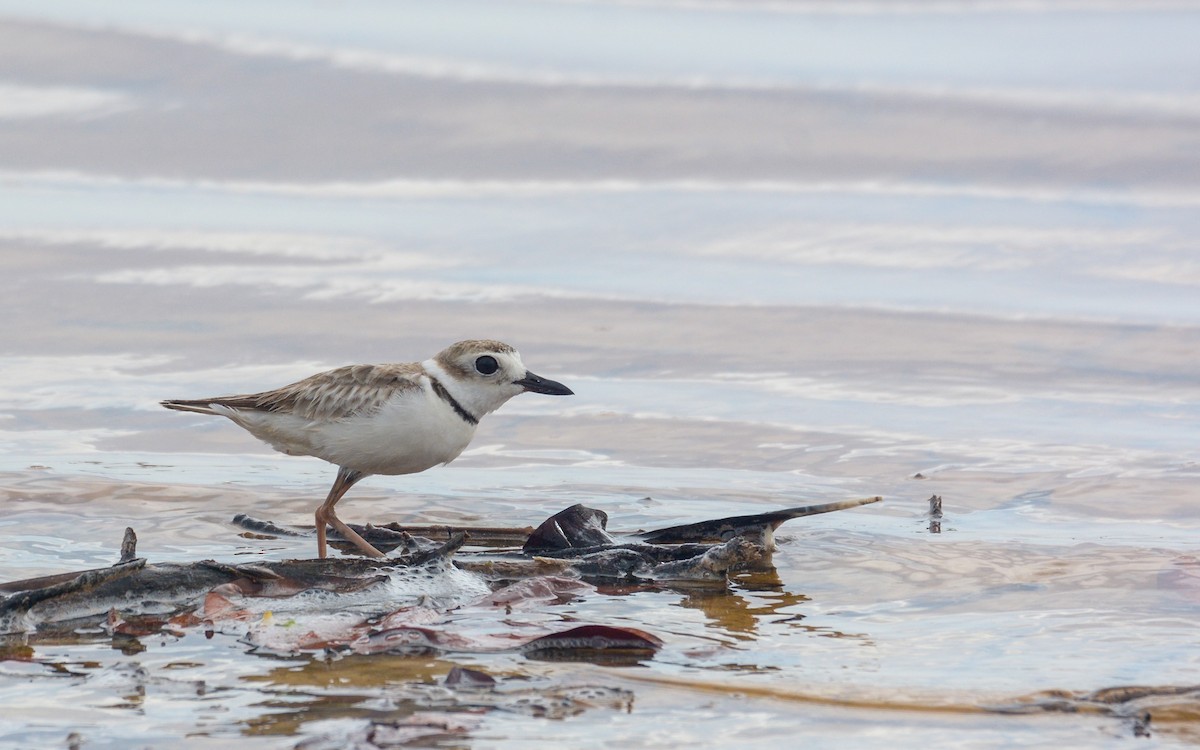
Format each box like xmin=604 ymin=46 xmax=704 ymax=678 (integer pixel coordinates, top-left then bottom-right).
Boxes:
xmin=162 ymin=363 xmax=425 ymax=421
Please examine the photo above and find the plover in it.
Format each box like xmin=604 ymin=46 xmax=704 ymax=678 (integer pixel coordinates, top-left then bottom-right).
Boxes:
xmin=162 ymin=340 xmax=573 ymax=558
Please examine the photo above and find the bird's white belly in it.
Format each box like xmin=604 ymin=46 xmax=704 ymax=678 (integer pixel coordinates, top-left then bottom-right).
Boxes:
xmin=225 ymin=391 xmax=476 ymax=476
xmin=320 ymin=394 xmax=475 ymax=475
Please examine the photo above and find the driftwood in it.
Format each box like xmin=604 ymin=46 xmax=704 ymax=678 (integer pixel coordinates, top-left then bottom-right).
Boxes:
xmin=0 ymin=497 xmax=880 ymax=636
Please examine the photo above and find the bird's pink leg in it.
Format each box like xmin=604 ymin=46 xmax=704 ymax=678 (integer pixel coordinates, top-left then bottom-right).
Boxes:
xmin=315 ymin=467 xmax=385 ymax=559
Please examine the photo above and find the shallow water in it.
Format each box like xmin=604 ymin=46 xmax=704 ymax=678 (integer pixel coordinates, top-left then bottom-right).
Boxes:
xmin=1 ymin=1 xmax=1199 ymax=747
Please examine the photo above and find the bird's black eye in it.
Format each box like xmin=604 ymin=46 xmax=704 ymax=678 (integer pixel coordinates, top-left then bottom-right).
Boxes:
xmin=474 ymin=355 xmax=499 ymax=375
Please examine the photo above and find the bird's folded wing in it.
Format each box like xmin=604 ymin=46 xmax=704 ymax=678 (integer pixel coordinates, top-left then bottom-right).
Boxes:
xmin=189 ymin=363 xmax=425 ymax=421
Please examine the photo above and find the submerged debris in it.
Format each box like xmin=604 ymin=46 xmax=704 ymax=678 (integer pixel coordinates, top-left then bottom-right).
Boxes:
xmin=928 ymin=494 xmax=943 ymax=534
xmin=0 ymin=533 xmax=471 ymax=636
xmin=0 ymin=497 xmax=881 ymax=638
xmin=295 ymin=666 xmax=635 ymax=749
xmin=515 ymin=497 xmax=881 ymax=579
xmin=349 ymin=623 xmax=662 ymax=662
xmin=524 ymin=504 xmax=617 ymax=551
xmin=424 ymin=665 xmax=636 ymax=718
xmin=989 ymin=684 xmax=1200 ymax=739
xmin=634 ymin=496 xmax=881 ymax=547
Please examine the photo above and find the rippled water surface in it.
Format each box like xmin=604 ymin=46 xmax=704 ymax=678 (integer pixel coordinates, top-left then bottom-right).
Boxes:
xmin=1 ymin=1 xmax=1198 ymax=747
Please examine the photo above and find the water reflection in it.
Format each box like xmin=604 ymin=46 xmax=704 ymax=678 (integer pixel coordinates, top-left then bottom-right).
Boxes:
xmin=241 ymin=657 xmax=451 ymax=739
xmin=675 ymin=570 xmax=802 ymax=638
xmin=241 ymin=657 xmax=638 ymax=743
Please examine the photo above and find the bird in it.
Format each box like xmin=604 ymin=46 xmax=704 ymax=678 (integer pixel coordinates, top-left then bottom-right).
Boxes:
xmin=161 ymin=339 xmax=573 ymax=559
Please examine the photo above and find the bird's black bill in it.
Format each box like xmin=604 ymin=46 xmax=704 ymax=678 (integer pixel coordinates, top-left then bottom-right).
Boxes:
xmin=514 ymin=371 xmax=574 ymax=396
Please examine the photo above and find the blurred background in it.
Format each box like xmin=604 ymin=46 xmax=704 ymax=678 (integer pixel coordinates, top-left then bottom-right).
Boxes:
xmin=0 ymin=1 xmax=1198 ymax=747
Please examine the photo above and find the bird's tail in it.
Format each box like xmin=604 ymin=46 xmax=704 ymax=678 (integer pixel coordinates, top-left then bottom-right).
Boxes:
xmin=160 ymin=399 xmax=221 ymax=416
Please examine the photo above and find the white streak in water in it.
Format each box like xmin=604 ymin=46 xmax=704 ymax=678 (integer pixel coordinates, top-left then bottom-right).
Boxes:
xmin=152 ymin=28 xmax=1200 ymax=120
xmin=5 ymin=170 xmax=1200 ymax=208
xmin=0 ymin=228 xmax=398 ymax=261
xmin=692 ymin=223 xmax=1198 ymax=278
xmin=0 ymin=83 xmax=134 ymax=120
xmin=544 ymin=0 xmax=1200 ymax=15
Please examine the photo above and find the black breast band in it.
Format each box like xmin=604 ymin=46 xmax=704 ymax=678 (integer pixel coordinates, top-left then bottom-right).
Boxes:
xmin=429 ymin=377 xmax=479 ymax=425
